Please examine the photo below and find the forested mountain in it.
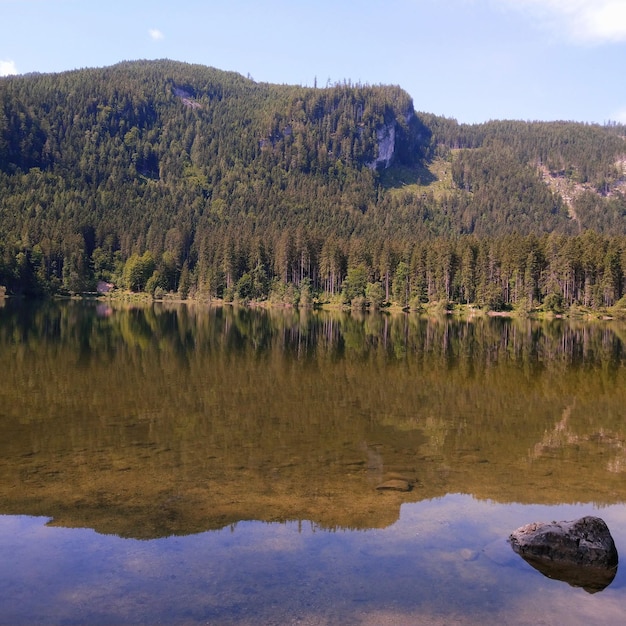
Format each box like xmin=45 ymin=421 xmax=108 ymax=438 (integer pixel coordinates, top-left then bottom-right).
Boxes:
xmin=1 ymin=59 xmax=626 ymax=310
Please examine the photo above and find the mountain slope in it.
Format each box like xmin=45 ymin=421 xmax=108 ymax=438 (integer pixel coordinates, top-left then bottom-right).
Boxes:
xmin=1 ymin=59 xmax=626 ymax=307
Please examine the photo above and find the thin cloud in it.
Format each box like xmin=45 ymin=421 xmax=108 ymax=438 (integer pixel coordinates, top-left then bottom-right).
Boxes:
xmin=0 ymin=60 xmax=18 ymax=76
xmin=496 ymin=0 xmax=626 ymax=43
xmin=149 ymin=28 xmax=164 ymax=41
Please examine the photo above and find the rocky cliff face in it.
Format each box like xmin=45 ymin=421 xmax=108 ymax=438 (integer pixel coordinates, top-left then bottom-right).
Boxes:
xmin=367 ymin=105 xmax=415 ymax=170
xmin=368 ymin=123 xmax=396 ymax=169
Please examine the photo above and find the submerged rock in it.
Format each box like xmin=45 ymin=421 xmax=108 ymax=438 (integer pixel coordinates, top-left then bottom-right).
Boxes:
xmin=375 ymin=479 xmax=411 ymax=492
xmin=509 ymin=516 xmax=618 ymax=593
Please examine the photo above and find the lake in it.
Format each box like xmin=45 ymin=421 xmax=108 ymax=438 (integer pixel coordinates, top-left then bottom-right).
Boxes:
xmin=1 ymin=299 xmax=626 ymax=625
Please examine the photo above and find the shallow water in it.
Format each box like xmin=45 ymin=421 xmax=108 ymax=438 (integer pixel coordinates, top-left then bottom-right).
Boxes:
xmin=1 ymin=300 xmax=626 ymax=624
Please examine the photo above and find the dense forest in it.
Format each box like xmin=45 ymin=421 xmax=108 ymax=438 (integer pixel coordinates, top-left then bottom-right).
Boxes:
xmin=1 ymin=59 xmax=626 ymax=312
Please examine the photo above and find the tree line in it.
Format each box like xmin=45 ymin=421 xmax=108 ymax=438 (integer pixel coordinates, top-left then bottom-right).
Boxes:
xmin=1 ymin=60 xmax=626 ymax=311
xmin=6 ymin=223 xmax=626 ymax=314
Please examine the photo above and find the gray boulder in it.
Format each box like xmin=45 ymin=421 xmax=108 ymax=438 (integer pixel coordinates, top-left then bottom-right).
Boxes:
xmin=509 ymin=516 xmax=618 ymax=592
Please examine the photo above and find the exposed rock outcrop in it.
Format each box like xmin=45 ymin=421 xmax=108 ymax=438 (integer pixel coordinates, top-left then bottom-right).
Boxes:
xmin=509 ymin=516 xmax=618 ymax=592
xmin=368 ymin=123 xmax=396 ymax=170
xmin=173 ymin=87 xmax=202 ymax=109
xmin=367 ymin=105 xmax=415 ymax=171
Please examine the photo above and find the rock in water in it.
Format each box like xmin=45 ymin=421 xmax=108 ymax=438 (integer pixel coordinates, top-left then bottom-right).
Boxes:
xmin=509 ymin=516 xmax=618 ymax=593
xmin=375 ymin=479 xmax=411 ymax=492
xmin=510 ymin=516 xmax=618 ymax=567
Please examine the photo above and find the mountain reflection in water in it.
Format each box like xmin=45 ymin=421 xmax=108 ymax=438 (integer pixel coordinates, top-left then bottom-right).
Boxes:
xmin=4 ymin=300 xmax=626 ymax=624
xmin=1 ymin=300 xmax=626 ymax=539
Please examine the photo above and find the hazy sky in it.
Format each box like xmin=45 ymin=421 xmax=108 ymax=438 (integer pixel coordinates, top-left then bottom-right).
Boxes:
xmin=1 ymin=0 xmax=625 ymax=124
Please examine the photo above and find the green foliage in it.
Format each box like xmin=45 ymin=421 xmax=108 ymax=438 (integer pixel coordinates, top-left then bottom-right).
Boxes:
xmin=365 ymin=281 xmax=385 ymax=308
xmin=543 ymin=292 xmax=565 ymax=314
xmin=235 ymin=273 xmax=254 ymax=304
xmin=350 ymin=295 xmax=367 ymax=310
xmin=341 ymin=266 xmax=368 ymax=304
xmin=299 ymin=277 xmax=313 ymax=308
xmin=178 ymin=260 xmax=191 ymax=299
xmin=392 ymin=261 xmax=410 ymax=307
xmin=123 ymin=251 xmax=155 ymax=292
xmin=1 ymin=60 xmax=626 ymax=313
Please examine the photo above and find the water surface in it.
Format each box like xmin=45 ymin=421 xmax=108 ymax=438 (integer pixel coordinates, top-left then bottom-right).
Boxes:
xmin=1 ymin=300 xmax=626 ymax=624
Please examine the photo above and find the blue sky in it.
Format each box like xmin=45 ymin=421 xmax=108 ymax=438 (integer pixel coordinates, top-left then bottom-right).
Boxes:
xmin=1 ymin=0 xmax=625 ymax=124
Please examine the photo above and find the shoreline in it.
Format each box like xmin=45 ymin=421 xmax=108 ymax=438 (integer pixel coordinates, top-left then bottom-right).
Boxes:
xmin=38 ymin=290 xmax=626 ymax=322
